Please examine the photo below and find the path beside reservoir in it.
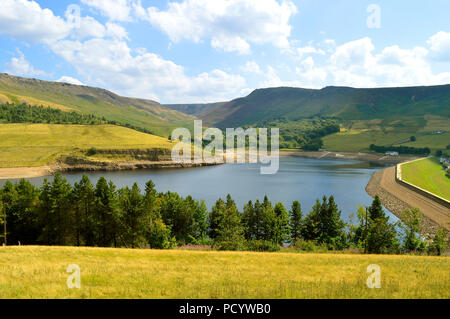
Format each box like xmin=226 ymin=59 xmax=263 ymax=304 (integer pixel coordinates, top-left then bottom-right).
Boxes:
xmin=366 ymin=166 xmax=450 ymax=237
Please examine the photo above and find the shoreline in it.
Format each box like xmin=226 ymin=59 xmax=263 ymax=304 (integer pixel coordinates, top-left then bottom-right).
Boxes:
xmin=366 ymin=167 xmax=450 ymax=237
xmin=0 ymin=150 xmax=420 ymax=180
xmin=280 ymin=150 xmax=420 ymax=164
xmin=0 ymin=160 xmax=220 ymax=180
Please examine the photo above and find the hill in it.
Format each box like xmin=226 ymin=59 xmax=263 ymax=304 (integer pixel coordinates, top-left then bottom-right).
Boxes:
xmin=0 ymin=73 xmax=195 ymax=136
xmin=0 ymin=123 xmax=174 ymax=168
xmin=164 ymin=101 xmax=226 ymax=118
xmin=192 ymin=85 xmax=450 ymax=151
xmin=0 ymin=246 xmax=448 ymax=298
xmin=202 ymin=85 xmax=450 ymax=127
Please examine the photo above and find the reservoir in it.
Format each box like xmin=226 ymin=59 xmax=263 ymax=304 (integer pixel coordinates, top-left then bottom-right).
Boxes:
xmin=1 ymin=156 xmax=398 ymax=222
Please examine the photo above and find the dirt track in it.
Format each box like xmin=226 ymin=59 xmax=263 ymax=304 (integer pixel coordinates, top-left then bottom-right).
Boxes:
xmin=366 ymin=166 xmax=450 ymax=237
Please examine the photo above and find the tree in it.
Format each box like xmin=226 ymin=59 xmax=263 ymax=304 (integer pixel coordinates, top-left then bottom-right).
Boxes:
xmin=428 ymin=228 xmax=448 ymax=256
xmin=366 ymin=196 xmax=400 ymax=254
xmin=95 ymin=177 xmax=121 ymax=247
xmin=410 ymin=136 xmax=416 ymax=142
xmin=208 ymin=198 xmax=226 ymax=240
xmin=213 ymin=195 xmax=245 ymax=251
xmin=72 ymin=175 xmax=96 ymax=246
xmin=289 ymin=201 xmax=303 ymax=244
xmin=302 ymin=196 xmax=346 ymax=249
xmin=273 ymin=202 xmax=290 ymax=245
xmin=401 ymin=208 xmax=425 ymax=252
xmin=38 ymin=174 xmax=72 ymax=245
xmin=242 ymin=200 xmax=256 ymax=240
xmin=118 ymin=183 xmax=145 ymax=248
xmin=8 ymin=179 xmax=40 ymax=245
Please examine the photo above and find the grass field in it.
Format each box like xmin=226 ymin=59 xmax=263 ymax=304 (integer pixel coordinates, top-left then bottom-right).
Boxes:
xmin=323 ymin=130 xmax=450 ymax=153
xmin=401 ymin=157 xmax=450 ymax=200
xmin=0 ymin=246 xmax=448 ymax=299
xmin=0 ymin=124 xmax=174 ymax=167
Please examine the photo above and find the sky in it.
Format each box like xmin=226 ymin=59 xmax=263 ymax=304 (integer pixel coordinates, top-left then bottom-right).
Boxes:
xmin=1 ymin=0 xmax=450 ymax=104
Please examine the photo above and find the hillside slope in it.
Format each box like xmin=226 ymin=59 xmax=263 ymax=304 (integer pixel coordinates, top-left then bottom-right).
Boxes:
xmin=0 ymin=123 xmax=174 ymax=168
xmin=202 ymin=85 xmax=450 ymax=128
xmin=164 ymin=102 xmax=226 ymax=118
xmin=0 ymin=73 xmax=195 ymax=136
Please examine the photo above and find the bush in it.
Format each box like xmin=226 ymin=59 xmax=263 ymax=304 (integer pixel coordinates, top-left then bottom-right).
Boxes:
xmin=148 ymin=219 xmax=176 ymax=249
xmin=215 ymin=240 xmax=244 ymax=251
xmin=294 ymin=239 xmax=328 ymax=252
xmin=427 ymin=228 xmax=448 ymax=256
xmin=245 ymin=240 xmax=280 ymax=252
xmin=86 ymin=147 xmax=98 ymax=156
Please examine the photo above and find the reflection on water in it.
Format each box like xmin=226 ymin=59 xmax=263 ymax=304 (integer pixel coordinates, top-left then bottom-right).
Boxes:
xmin=0 ymin=156 xmax=398 ymax=222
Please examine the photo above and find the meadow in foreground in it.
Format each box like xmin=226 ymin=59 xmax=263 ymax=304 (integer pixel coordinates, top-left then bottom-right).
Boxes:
xmin=0 ymin=246 xmax=448 ymax=299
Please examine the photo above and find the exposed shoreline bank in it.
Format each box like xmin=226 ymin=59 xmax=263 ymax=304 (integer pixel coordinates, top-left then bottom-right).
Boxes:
xmin=0 ymin=150 xmax=420 ymax=180
xmin=280 ymin=150 xmax=419 ymax=164
xmin=366 ymin=167 xmax=450 ymax=237
xmin=0 ymin=160 xmax=219 ymax=180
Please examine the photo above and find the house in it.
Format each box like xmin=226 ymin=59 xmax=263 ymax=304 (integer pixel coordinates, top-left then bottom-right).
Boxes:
xmin=386 ymin=151 xmax=399 ymax=156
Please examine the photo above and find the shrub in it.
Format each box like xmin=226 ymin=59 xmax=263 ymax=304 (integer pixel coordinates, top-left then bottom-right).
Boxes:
xmin=245 ymin=240 xmax=280 ymax=252
xmin=86 ymin=147 xmax=98 ymax=156
xmin=294 ymin=239 xmax=328 ymax=252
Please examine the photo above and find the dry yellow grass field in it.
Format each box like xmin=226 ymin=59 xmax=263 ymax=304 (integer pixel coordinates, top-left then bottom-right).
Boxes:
xmin=0 ymin=246 xmax=448 ymax=299
xmin=0 ymin=123 xmax=175 ymax=167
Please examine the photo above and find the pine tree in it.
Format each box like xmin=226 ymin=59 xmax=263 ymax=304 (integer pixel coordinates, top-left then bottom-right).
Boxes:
xmin=215 ymin=194 xmax=244 ymax=251
xmin=72 ymin=175 xmax=95 ymax=246
xmin=289 ymin=201 xmax=303 ymax=244
xmin=273 ymin=202 xmax=290 ymax=245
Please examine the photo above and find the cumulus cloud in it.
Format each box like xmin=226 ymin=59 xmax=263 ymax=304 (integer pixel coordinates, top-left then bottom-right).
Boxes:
xmin=5 ymin=49 xmax=47 ymax=77
xmin=241 ymin=61 xmax=262 ymax=74
xmin=139 ymin=0 xmax=297 ymax=54
xmin=327 ymin=37 xmax=450 ymax=87
xmin=50 ymin=38 xmax=245 ymax=103
xmin=0 ymin=0 xmax=71 ymax=43
xmin=81 ymin=0 xmax=135 ymax=22
xmin=427 ymin=31 xmax=450 ymax=61
xmin=57 ymin=76 xmax=84 ymax=85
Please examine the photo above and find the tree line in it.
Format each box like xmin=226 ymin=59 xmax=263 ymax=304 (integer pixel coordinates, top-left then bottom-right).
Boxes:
xmin=0 ymin=103 xmax=155 ymax=135
xmin=370 ymin=144 xmax=431 ymax=155
xmin=0 ymin=174 xmax=447 ymax=255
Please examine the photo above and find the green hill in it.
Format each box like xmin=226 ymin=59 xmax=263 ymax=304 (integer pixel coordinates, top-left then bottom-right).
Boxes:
xmin=165 ymin=101 xmax=226 ymax=118
xmin=0 ymin=73 xmax=195 ymax=137
xmin=192 ymin=85 xmax=450 ymax=151
xmin=202 ymin=85 xmax=450 ymax=128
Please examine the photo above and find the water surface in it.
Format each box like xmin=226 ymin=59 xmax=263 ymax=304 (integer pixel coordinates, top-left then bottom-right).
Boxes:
xmin=1 ymin=156 xmax=397 ymax=222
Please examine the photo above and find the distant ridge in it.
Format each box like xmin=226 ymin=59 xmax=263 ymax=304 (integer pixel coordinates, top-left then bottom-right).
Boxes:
xmin=0 ymin=73 xmax=195 ymax=136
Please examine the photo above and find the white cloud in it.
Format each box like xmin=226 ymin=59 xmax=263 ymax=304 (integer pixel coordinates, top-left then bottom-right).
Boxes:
xmin=81 ymin=0 xmax=134 ymax=22
xmin=427 ymin=31 xmax=450 ymax=61
xmin=5 ymin=49 xmax=47 ymax=77
xmin=241 ymin=61 xmax=262 ymax=74
xmin=294 ymin=46 xmax=325 ymax=59
xmin=326 ymin=37 xmax=450 ymax=87
xmin=295 ymin=57 xmax=327 ymax=88
xmin=0 ymin=0 xmax=71 ymax=43
xmin=0 ymin=0 xmax=123 ymax=43
xmin=50 ymin=38 xmax=245 ymax=103
xmin=57 ymin=76 xmax=84 ymax=85
xmin=140 ymin=0 xmax=297 ymax=54
xmin=211 ymin=35 xmax=251 ymax=55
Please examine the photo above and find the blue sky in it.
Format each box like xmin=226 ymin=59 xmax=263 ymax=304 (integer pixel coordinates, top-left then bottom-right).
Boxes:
xmin=1 ymin=0 xmax=450 ymax=103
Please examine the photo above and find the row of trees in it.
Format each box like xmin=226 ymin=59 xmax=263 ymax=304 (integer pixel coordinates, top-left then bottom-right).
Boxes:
xmin=0 ymin=174 xmax=447 ymax=255
xmin=0 ymin=103 xmax=155 ymax=135
xmin=369 ymin=144 xmax=431 ymax=155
